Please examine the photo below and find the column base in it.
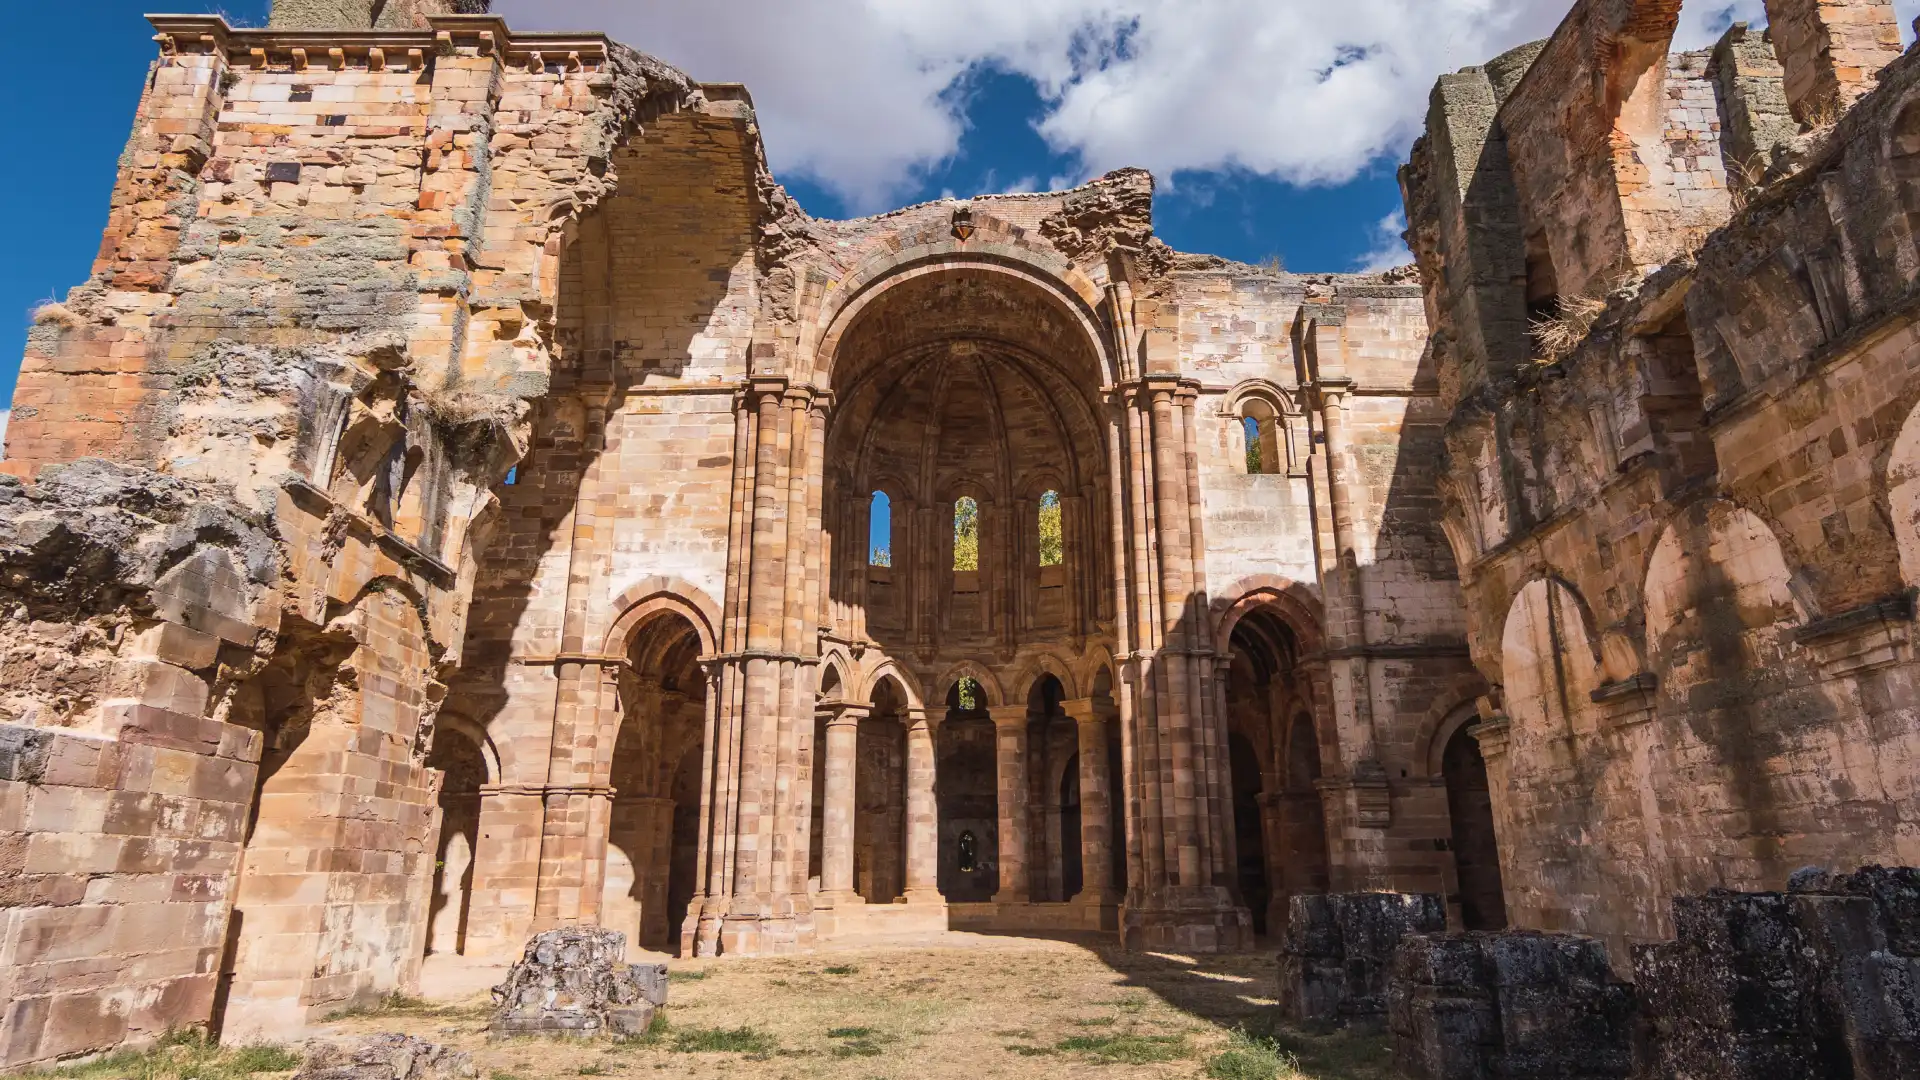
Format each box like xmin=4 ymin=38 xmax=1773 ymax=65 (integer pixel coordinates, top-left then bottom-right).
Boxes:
xmin=1121 ymin=886 xmax=1253 ymax=953
xmin=718 ymin=911 xmax=808 ymax=955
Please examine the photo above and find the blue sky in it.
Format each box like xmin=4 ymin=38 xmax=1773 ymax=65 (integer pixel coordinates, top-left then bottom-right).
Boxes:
xmin=6 ymin=0 xmax=1907 ymax=412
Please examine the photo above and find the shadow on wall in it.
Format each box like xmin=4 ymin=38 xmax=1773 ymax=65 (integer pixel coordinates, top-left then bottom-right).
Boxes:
xmin=435 ymin=119 xmax=752 ymax=958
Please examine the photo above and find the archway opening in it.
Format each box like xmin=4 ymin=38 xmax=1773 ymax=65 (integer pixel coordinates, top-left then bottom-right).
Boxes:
xmin=1229 ymin=732 xmax=1268 ymax=935
xmin=1443 ymin=721 xmax=1506 ymax=930
xmin=938 ymin=677 xmax=997 ymax=902
xmin=606 ymin=610 xmax=708 ymax=956
xmin=426 ymin=725 xmax=488 ymax=956
xmin=1224 ymin=602 xmax=1331 ymax=935
xmin=857 ymin=677 xmax=910 ymax=903
xmin=1024 ymin=673 xmax=1076 ymax=901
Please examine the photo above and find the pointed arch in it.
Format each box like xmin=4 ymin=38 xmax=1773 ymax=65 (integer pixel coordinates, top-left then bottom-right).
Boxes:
xmin=935 ymin=661 xmax=1006 ymax=709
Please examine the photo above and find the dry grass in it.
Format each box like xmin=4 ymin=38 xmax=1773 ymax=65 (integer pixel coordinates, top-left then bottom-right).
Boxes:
xmin=1530 ymin=292 xmax=1611 ymax=363
xmin=18 ymin=1031 xmax=300 ymax=1080
xmin=32 ymin=302 xmax=80 ymax=330
xmin=328 ymin=938 xmax=1392 ymax=1080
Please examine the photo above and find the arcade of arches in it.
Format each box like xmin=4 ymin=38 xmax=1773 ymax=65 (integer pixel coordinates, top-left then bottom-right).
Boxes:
xmin=435 ymin=193 xmax=1488 ymax=959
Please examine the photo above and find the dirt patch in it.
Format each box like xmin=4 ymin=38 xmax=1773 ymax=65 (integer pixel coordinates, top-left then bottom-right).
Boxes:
xmin=322 ymin=939 xmax=1391 ymax=1080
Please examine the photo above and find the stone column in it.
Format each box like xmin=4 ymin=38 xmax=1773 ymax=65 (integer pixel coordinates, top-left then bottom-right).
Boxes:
xmin=1065 ymin=698 xmax=1119 ymax=905
xmin=989 ymin=704 xmax=1031 ymax=903
xmin=817 ymin=704 xmax=866 ymax=906
xmin=904 ymin=708 xmax=943 ymax=904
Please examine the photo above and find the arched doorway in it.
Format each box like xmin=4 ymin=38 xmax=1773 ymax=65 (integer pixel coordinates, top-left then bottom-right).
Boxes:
xmin=1443 ymin=722 xmax=1506 ymax=930
xmin=605 ymin=611 xmax=707 ymax=955
xmin=1278 ymin=713 xmax=1332 ymax=917
xmin=426 ymin=724 xmax=488 ymax=955
xmin=1223 ymin=602 xmax=1331 ymax=935
xmin=857 ymin=677 xmax=910 ymax=903
xmin=937 ymin=677 xmax=998 ymax=902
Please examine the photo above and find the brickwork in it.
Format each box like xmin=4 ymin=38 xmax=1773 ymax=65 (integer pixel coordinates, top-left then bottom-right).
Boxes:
xmin=0 ymin=3 xmax=1594 ymax=1067
xmin=1405 ymin=0 xmax=1920 ymax=971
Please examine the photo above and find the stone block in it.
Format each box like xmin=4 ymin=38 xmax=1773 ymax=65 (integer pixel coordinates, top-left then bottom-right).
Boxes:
xmin=1633 ymin=889 xmax=1848 ymax=1079
xmin=294 ymin=1034 xmax=477 ymax=1080
xmin=1788 ymin=865 xmax=1920 ymax=1080
xmin=1390 ymin=930 xmax=1634 ymax=1080
xmin=489 ymin=928 xmax=663 ymax=1039
xmin=1280 ymin=891 xmax=1445 ymax=1024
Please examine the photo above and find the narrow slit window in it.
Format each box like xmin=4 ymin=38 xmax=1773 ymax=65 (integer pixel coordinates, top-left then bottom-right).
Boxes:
xmin=953 ymin=497 xmax=979 ymax=571
xmin=1038 ymin=490 xmax=1063 ymax=566
xmin=1244 ymin=416 xmax=1265 ymax=474
xmin=869 ymin=491 xmax=892 ymax=567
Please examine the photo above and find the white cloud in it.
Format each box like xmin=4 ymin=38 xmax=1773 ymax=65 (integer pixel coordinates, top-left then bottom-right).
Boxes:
xmin=500 ymin=1 xmax=1920 ymax=213
xmin=1354 ymin=209 xmax=1412 ymax=273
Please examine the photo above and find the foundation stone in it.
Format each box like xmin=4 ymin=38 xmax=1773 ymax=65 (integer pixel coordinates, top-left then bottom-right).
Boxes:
xmin=1279 ymin=891 xmax=1445 ymax=1024
xmin=489 ymin=929 xmax=663 ymax=1039
xmin=1389 ymin=931 xmax=1635 ymax=1080
xmin=294 ymin=1036 xmax=476 ymax=1080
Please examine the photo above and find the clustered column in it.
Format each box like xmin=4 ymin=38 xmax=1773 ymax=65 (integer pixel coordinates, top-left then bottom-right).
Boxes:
xmin=903 ymin=708 xmax=941 ymax=903
xmin=989 ymin=703 xmax=1031 ymax=903
xmin=684 ymin=378 xmax=832 ymax=955
xmin=817 ymin=704 xmax=866 ymax=906
xmin=1064 ymin=697 xmax=1118 ymax=905
xmin=1103 ymin=366 xmax=1248 ymax=951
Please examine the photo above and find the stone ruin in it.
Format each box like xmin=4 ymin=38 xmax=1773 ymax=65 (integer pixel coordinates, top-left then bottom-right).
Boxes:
xmin=1385 ymin=866 xmax=1920 ymax=1079
xmin=294 ymin=1036 xmax=476 ymax=1080
xmin=1635 ymin=865 xmax=1920 ymax=1080
xmin=489 ymin=929 xmax=666 ymax=1040
xmin=1389 ymin=931 xmax=1636 ymax=1080
xmin=1278 ymin=892 xmax=1446 ymax=1025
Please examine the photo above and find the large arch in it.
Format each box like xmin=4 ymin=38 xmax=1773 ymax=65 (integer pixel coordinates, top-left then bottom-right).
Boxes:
xmin=1215 ymin=585 xmax=1332 ymax=936
xmin=603 ymin=606 xmax=710 ymax=956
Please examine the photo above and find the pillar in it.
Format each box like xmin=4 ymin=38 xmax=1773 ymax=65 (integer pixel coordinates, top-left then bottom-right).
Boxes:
xmin=818 ymin=705 xmax=866 ymax=906
xmin=904 ymin=708 xmax=943 ymax=904
xmin=1065 ymin=699 xmax=1119 ymax=905
xmin=989 ymin=704 xmax=1030 ymax=903
xmin=1762 ymin=0 xmax=1903 ymax=124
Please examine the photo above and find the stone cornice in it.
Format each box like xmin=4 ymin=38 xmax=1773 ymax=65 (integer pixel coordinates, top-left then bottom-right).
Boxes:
xmin=148 ymin=13 xmax=621 ymax=72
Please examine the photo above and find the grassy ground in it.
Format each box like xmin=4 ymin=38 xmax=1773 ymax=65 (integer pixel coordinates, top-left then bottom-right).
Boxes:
xmin=20 ymin=940 xmax=1391 ymax=1080
xmin=329 ymin=937 xmax=1393 ymax=1080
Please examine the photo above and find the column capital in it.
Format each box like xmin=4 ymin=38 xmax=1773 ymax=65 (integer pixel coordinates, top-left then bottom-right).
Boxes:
xmin=987 ymin=704 xmax=1029 ymax=729
xmin=820 ymin=702 xmax=869 ymax=729
xmin=904 ymin=706 xmax=938 ymax=732
xmin=1060 ymin=697 xmax=1099 ymax=724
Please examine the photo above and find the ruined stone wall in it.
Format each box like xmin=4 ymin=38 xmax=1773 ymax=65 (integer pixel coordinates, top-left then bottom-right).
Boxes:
xmin=1405 ymin=0 xmax=1920 ymax=965
xmin=0 ymin=13 xmax=702 ymax=1066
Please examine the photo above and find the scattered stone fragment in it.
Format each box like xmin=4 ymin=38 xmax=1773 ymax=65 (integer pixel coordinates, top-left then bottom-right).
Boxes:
xmin=294 ymin=1034 xmax=476 ymax=1080
xmin=489 ymin=928 xmax=662 ymax=1039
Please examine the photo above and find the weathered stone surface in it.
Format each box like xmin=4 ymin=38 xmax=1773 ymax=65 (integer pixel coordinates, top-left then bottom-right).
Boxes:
xmin=1280 ymin=892 xmax=1446 ymax=1024
xmin=489 ymin=929 xmax=661 ymax=1039
xmin=295 ymin=1035 xmax=477 ymax=1080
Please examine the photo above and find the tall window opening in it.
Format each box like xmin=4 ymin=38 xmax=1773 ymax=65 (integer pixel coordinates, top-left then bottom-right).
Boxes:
xmin=1242 ymin=400 xmax=1281 ymax=474
xmin=1038 ymin=490 xmax=1063 ymax=566
xmin=869 ymin=491 xmax=892 ymax=567
xmin=954 ymin=496 xmax=979 ymax=571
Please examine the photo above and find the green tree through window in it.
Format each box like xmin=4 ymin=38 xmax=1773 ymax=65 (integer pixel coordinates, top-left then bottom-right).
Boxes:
xmin=954 ymin=497 xmax=979 ymax=571
xmin=1038 ymin=490 xmax=1063 ymax=566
